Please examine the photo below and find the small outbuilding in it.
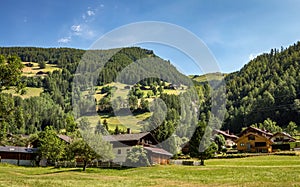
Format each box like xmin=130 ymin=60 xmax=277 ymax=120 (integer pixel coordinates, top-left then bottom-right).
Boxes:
xmin=0 ymin=146 xmax=38 ymax=166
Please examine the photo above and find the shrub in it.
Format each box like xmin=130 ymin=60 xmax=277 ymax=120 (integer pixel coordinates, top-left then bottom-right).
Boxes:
xmin=25 ymin=62 xmax=34 ymax=67
xmin=125 ymin=146 xmax=150 ymax=167
xmin=274 ymin=151 xmax=300 ymax=156
xmin=38 ymin=61 xmax=46 ymax=69
xmin=182 ymin=160 xmax=194 ymax=165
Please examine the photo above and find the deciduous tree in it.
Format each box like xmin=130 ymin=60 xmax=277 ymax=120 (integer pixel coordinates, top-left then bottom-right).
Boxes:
xmin=70 ymin=130 xmax=114 ymax=171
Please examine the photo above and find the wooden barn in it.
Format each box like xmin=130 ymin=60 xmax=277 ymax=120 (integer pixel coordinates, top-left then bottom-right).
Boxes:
xmin=0 ymin=146 xmax=38 ymax=166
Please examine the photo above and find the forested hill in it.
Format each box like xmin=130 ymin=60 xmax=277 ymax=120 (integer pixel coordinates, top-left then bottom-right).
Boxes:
xmin=0 ymin=47 xmax=84 ymax=67
xmin=222 ymin=42 xmax=300 ymax=133
xmin=0 ymin=47 xmax=189 ymax=85
xmin=1 ymin=43 xmax=300 ymax=138
xmin=0 ymin=46 xmax=191 ymax=138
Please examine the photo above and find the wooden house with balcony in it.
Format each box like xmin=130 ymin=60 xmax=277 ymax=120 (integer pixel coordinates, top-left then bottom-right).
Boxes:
xmin=235 ymin=126 xmax=273 ymax=153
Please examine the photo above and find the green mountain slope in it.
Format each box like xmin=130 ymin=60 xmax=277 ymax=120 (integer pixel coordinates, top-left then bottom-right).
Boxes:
xmin=223 ymin=42 xmax=300 ymax=133
xmin=0 ymin=46 xmax=192 ymax=137
xmin=1 ymin=43 xmax=300 ymax=138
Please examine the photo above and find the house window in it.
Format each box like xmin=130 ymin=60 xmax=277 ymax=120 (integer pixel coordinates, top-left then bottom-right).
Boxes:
xmin=240 ymin=143 xmax=245 ymax=147
xmin=117 ymin=149 xmax=121 ymax=154
xmin=255 ymin=142 xmax=266 ymax=147
xmin=248 ymin=135 xmax=255 ymax=140
xmin=126 ymin=149 xmax=130 ymax=152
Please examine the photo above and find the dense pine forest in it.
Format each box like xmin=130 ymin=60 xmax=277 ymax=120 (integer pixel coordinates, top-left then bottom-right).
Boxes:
xmin=223 ymin=43 xmax=300 ymax=133
xmin=0 ymin=43 xmax=299 ymax=150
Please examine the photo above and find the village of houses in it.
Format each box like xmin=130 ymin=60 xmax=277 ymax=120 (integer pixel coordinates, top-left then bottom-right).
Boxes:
xmin=0 ymin=126 xmax=299 ymax=167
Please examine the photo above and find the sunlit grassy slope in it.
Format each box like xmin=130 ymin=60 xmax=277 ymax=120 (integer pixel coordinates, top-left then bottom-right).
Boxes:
xmin=22 ymin=62 xmax=60 ymax=77
xmin=3 ymin=87 xmax=43 ymax=99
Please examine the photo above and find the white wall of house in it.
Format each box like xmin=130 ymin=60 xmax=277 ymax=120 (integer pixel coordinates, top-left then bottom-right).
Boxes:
xmin=112 ymin=147 xmax=132 ymax=164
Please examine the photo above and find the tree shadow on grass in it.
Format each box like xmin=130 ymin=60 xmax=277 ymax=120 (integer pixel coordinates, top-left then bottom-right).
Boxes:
xmin=44 ymin=166 xmax=133 ymax=175
xmin=37 ymin=168 xmax=82 ymax=175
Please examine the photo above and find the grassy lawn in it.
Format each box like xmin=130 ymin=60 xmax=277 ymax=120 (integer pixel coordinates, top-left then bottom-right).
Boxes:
xmin=0 ymin=155 xmax=300 ymax=187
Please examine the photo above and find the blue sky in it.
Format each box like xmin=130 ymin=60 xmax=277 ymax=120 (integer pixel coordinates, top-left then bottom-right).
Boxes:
xmin=1 ymin=0 xmax=300 ymax=74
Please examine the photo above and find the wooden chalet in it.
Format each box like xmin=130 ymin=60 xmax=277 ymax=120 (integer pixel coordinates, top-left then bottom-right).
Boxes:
xmin=239 ymin=126 xmax=273 ymax=138
xmin=235 ymin=127 xmax=273 ymax=153
xmin=270 ymin=132 xmax=296 ymax=151
xmin=0 ymin=146 xmax=38 ymax=166
xmin=270 ymin=132 xmax=296 ymax=144
xmin=103 ymin=132 xmax=172 ymax=165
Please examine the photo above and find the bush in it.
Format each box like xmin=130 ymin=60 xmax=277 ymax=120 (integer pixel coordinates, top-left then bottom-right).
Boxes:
xmin=274 ymin=151 xmax=300 ymax=156
xmin=38 ymin=61 xmax=46 ymax=69
xmin=182 ymin=160 xmax=194 ymax=165
xmin=125 ymin=146 xmax=150 ymax=167
xmin=176 ymin=154 xmax=191 ymax=160
xmin=36 ymin=71 xmax=45 ymax=75
xmin=215 ymin=153 xmax=259 ymax=159
xmin=25 ymin=62 xmax=34 ymax=67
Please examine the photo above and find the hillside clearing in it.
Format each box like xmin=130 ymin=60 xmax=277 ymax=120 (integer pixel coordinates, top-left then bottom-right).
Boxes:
xmin=3 ymin=87 xmax=43 ymax=99
xmin=81 ymin=112 xmax=152 ymax=133
xmin=22 ymin=62 xmax=60 ymax=77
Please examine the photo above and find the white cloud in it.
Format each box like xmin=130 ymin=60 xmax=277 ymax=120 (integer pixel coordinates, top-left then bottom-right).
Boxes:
xmin=58 ymin=37 xmax=71 ymax=44
xmin=71 ymin=25 xmax=82 ymax=32
xmin=58 ymin=7 xmax=99 ymax=44
xmin=87 ymin=10 xmax=95 ymax=16
xmin=100 ymin=4 xmax=104 ymax=8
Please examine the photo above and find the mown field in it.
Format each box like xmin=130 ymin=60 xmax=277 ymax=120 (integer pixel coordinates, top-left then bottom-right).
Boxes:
xmin=0 ymin=155 xmax=300 ymax=187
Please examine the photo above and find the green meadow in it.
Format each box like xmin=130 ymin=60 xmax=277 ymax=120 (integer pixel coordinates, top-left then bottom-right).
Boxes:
xmin=0 ymin=155 xmax=299 ymax=187
xmin=3 ymin=87 xmax=43 ymax=99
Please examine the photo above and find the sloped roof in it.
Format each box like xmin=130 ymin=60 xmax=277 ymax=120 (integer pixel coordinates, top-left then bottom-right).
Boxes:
xmin=0 ymin=146 xmax=38 ymax=154
xmin=271 ymin=132 xmax=296 ymax=141
xmin=144 ymin=146 xmax=173 ymax=156
xmin=103 ymin=132 xmax=152 ymax=142
xmin=239 ymin=126 xmax=273 ymax=137
xmin=58 ymin=134 xmax=72 ymax=143
xmin=213 ymin=129 xmax=239 ymax=139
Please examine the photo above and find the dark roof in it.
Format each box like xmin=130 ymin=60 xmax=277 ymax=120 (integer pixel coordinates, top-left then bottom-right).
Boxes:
xmin=58 ymin=134 xmax=72 ymax=143
xmin=213 ymin=129 xmax=239 ymax=139
xmin=0 ymin=146 xmax=38 ymax=154
xmin=240 ymin=126 xmax=273 ymax=137
xmin=271 ymin=132 xmax=296 ymax=141
xmin=144 ymin=146 xmax=173 ymax=156
xmin=103 ymin=132 xmax=151 ymax=142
